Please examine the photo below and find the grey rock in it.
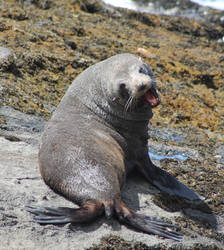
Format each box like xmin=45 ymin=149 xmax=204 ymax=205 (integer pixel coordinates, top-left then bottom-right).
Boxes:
xmin=0 ymin=110 xmax=223 ymax=249
xmin=0 ymin=47 xmax=12 ymax=60
xmin=0 ymin=106 xmax=46 ymax=145
xmin=214 ymin=144 xmax=224 ymax=164
xmin=148 ymin=126 xmax=187 ymax=143
xmin=0 ymin=135 xmax=223 ymax=249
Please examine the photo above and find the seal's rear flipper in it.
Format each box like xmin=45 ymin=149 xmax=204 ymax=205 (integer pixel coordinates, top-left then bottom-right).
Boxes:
xmin=26 ymin=201 xmax=104 ymax=224
xmin=140 ymin=162 xmax=204 ymax=201
xmin=115 ymin=201 xmax=183 ymax=241
xmin=26 ymin=201 xmax=182 ymax=241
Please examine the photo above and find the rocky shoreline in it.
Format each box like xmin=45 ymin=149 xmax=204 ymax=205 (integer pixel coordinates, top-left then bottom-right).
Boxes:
xmin=0 ymin=0 xmax=223 ymax=249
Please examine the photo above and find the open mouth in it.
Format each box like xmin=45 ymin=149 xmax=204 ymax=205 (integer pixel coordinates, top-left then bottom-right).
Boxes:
xmin=143 ymin=87 xmax=160 ymax=107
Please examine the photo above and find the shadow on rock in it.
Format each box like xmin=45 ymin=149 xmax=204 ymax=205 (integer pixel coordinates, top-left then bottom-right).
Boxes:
xmin=123 ymin=170 xmax=218 ymax=236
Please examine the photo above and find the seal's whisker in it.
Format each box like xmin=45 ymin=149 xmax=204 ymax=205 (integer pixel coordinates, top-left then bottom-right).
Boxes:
xmin=124 ymin=96 xmax=131 ymax=113
xmin=131 ymin=96 xmax=137 ymax=110
xmin=124 ymin=95 xmax=134 ymax=114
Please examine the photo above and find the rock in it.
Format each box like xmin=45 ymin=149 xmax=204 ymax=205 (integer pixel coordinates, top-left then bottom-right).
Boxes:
xmin=0 ymin=106 xmax=45 ymax=145
xmin=0 ymin=47 xmax=12 ymax=60
xmin=0 ymin=107 xmax=223 ymax=249
xmin=0 ymin=0 xmax=223 ymax=248
xmin=214 ymin=145 xmax=224 ymax=164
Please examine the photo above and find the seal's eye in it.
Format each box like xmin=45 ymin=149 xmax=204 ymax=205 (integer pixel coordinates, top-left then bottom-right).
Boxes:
xmin=119 ymin=83 xmax=126 ymax=89
xmin=139 ymin=64 xmax=154 ymax=77
xmin=139 ymin=66 xmax=148 ymax=75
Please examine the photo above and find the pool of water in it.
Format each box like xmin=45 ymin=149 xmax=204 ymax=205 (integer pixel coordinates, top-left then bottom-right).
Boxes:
xmin=148 ymin=152 xmax=188 ymax=161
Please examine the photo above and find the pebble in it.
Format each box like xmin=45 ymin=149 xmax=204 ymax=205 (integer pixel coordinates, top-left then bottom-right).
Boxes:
xmin=0 ymin=47 xmax=12 ymax=60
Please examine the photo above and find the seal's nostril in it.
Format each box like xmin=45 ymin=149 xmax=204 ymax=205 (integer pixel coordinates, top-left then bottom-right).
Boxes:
xmin=138 ymin=83 xmax=146 ymax=91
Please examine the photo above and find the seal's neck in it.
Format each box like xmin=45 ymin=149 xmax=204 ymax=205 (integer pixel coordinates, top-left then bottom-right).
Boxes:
xmin=88 ymin=89 xmax=151 ymax=139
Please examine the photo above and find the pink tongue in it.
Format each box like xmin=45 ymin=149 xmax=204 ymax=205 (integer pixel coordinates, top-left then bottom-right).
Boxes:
xmin=144 ymin=91 xmax=158 ymax=106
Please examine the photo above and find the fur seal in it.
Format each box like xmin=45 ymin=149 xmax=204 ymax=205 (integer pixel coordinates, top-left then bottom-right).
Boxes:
xmin=27 ymin=53 xmax=201 ymax=241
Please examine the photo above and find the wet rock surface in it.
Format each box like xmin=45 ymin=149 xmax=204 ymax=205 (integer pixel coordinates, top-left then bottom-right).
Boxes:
xmin=0 ymin=0 xmax=223 ymax=249
xmin=132 ymin=0 xmax=224 ymax=25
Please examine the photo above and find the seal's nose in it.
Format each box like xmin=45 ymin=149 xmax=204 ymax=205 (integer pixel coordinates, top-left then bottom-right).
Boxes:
xmin=137 ymin=83 xmax=147 ymax=91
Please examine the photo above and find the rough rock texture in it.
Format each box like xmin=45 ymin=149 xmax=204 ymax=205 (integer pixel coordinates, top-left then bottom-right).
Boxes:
xmin=0 ymin=106 xmax=223 ymax=249
xmin=0 ymin=0 xmax=223 ymax=249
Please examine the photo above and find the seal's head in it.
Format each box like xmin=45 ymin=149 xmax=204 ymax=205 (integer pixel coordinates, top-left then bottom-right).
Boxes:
xmin=103 ymin=54 xmax=160 ymax=113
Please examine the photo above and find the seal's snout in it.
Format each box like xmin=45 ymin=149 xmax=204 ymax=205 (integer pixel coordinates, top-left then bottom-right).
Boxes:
xmin=137 ymin=63 xmax=160 ymax=108
xmin=133 ymin=77 xmax=154 ymax=95
xmin=137 ymin=82 xmax=147 ymax=91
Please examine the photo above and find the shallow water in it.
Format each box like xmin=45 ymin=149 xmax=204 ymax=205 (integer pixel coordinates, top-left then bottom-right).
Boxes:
xmin=148 ymin=152 xmax=188 ymax=161
xmin=193 ymin=0 xmax=224 ymax=10
xmin=103 ymin=0 xmax=224 ymax=11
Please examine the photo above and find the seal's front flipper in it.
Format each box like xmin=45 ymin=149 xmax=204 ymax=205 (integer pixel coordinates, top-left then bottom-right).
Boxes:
xmin=139 ymin=159 xmax=204 ymax=201
xmin=115 ymin=201 xmax=182 ymax=241
xmin=26 ymin=201 xmax=104 ymax=224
